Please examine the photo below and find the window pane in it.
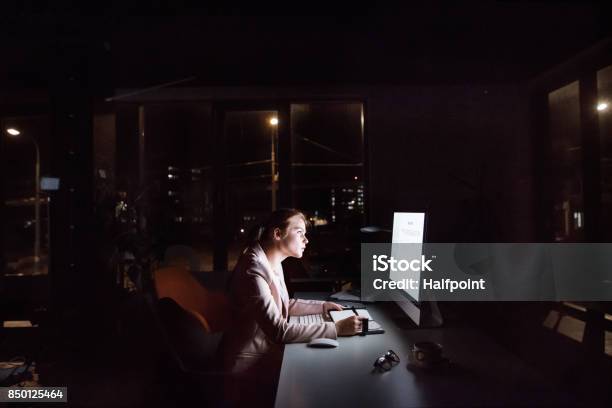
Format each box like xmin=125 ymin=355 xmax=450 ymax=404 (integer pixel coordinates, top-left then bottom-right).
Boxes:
xmin=1 ymin=115 xmax=50 ymax=276
xmin=548 ymin=82 xmax=584 ymax=241
xmin=226 ymin=110 xmax=277 ymax=270
xmin=290 ymin=102 xmax=365 ymax=279
xmin=597 ymin=65 xmax=612 ymax=240
xmin=144 ymin=104 xmax=214 ymax=271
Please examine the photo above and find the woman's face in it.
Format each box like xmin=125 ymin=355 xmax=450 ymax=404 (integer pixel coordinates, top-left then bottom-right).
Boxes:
xmin=276 ymin=215 xmax=309 ymax=258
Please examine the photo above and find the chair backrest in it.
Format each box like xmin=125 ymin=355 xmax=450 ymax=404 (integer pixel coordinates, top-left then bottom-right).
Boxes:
xmin=154 ymin=296 xmax=223 ymax=373
xmin=154 ymin=265 xmax=229 ymax=332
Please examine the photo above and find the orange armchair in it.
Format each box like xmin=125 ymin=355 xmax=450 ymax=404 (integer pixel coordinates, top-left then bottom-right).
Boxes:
xmin=153 ymin=266 xmax=229 ymax=333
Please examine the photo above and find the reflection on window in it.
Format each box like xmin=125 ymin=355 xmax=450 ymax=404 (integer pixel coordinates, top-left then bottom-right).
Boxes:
xmin=548 ymin=82 xmax=583 ymax=241
xmin=597 ymin=65 xmax=612 ymax=240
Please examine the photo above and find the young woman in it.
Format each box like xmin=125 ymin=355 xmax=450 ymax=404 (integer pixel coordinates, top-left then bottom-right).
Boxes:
xmin=222 ymin=209 xmax=364 ymax=402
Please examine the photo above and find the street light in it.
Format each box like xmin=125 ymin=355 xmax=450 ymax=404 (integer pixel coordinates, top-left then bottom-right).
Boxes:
xmin=269 ymin=117 xmax=279 ymax=210
xmin=5 ymin=127 xmax=41 ymax=269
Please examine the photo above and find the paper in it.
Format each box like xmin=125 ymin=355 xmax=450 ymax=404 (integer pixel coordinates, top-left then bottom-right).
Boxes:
xmin=329 ymin=310 xmax=382 ymax=331
xmin=329 ymin=291 xmax=361 ymax=301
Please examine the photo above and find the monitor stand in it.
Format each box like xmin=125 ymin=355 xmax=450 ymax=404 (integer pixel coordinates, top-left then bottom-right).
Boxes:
xmin=390 ymin=300 xmax=444 ymax=329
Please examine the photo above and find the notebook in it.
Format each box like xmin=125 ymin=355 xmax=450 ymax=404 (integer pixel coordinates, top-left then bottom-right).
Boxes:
xmin=329 ymin=309 xmax=384 ymax=334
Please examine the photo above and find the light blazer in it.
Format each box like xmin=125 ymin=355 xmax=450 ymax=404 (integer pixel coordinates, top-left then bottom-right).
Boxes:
xmin=222 ymin=242 xmax=337 ymax=374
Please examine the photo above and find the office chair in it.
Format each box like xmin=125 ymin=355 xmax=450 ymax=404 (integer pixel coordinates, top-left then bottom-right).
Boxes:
xmin=148 ymin=295 xmax=227 ymax=406
xmin=155 ymin=297 xmax=222 ymax=371
xmin=153 ymin=265 xmax=229 ymax=333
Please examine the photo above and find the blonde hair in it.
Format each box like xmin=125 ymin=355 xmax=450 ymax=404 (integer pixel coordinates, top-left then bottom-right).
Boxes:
xmin=250 ymin=208 xmax=310 ymax=243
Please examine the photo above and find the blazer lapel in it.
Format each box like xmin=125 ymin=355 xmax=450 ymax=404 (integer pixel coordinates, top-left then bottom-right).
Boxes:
xmin=253 ymin=243 xmax=288 ymax=318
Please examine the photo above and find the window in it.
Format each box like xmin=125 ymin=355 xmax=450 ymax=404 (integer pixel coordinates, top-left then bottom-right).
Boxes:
xmin=144 ymin=104 xmax=214 ymax=271
xmin=597 ymin=65 xmax=612 ymax=240
xmin=548 ymin=82 xmax=583 ymax=241
xmin=225 ymin=110 xmax=278 ymax=270
xmin=290 ymin=102 xmax=365 ymax=279
xmin=1 ymin=115 xmax=51 ymax=277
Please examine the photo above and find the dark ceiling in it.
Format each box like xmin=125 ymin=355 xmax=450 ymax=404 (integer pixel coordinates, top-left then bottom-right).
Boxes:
xmin=1 ymin=3 xmax=611 ymax=90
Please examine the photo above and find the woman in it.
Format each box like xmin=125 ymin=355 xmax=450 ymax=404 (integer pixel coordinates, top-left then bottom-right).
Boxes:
xmin=222 ymin=209 xmax=364 ymax=403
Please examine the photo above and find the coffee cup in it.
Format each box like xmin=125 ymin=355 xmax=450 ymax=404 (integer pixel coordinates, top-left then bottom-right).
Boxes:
xmin=360 ymin=318 xmax=369 ymax=335
xmin=407 ymin=341 xmax=445 ymax=367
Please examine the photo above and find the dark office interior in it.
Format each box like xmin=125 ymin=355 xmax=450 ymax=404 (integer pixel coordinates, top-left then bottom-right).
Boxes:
xmin=1 ymin=4 xmax=612 ymax=407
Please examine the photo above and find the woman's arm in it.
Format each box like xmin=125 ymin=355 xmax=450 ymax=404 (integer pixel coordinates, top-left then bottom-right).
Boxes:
xmin=287 ymin=298 xmax=325 ymax=316
xmin=237 ymin=271 xmax=337 ymax=344
xmin=288 ymin=299 xmax=344 ymax=316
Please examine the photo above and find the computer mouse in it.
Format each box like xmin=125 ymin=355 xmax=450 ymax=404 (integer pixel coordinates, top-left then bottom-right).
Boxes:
xmin=307 ymin=338 xmax=339 ymax=348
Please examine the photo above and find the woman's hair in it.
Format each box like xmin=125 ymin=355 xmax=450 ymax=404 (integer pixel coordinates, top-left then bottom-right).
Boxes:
xmin=249 ymin=208 xmax=310 ymax=244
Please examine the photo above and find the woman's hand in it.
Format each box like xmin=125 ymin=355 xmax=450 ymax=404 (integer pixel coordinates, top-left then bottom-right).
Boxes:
xmin=322 ymin=301 xmax=344 ymax=315
xmin=323 ymin=302 xmax=365 ymax=336
xmin=335 ymin=316 xmax=366 ymax=336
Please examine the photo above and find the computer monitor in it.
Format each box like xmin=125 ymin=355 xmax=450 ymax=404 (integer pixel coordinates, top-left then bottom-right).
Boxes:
xmin=390 ymin=212 xmax=443 ymax=327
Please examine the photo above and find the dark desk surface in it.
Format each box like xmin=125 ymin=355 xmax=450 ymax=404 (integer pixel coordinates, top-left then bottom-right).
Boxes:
xmin=275 ymin=293 xmax=571 ymax=407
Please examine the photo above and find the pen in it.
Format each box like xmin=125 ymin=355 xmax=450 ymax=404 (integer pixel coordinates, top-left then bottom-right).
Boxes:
xmin=352 ymin=306 xmax=370 ymax=335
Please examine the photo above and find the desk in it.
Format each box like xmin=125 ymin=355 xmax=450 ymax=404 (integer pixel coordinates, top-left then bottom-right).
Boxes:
xmin=275 ymin=293 xmax=571 ymax=407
